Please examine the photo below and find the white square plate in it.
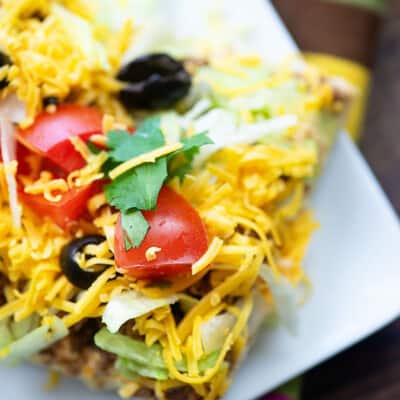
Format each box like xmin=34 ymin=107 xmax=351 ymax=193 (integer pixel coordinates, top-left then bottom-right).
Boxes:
xmin=1 ymin=2 xmax=400 ymax=400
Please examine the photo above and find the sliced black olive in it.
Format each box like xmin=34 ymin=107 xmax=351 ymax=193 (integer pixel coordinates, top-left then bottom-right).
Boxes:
xmin=171 ymin=302 xmax=184 ymax=324
xmin=43 ymin=96 xmax=59 ymax=107
xmin=117 ymin=53 xmax=191 ymax=109
xmin=0 ymin=51 xmax=11 ymax=90
xmin=60 ymin=235 xmax=108 ymax=290
xmin=28 ymin=11 xmax=46 ymax=22
xmin=43 ymin=96 xmax=59 ymax=113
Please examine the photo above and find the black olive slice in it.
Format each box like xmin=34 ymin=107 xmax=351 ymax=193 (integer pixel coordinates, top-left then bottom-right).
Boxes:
xmin=43 ymin=96 xmax=59 ymax=107
xmin=117 ymin=53 xmax=191 ymax=109
xmin=60 ymin=235 xmax=108 ymax=290
xmin=0 ymin=51 xmax=11 ymax=90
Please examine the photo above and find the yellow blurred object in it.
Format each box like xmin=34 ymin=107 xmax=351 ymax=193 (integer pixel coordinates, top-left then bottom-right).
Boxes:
xmin=304 ymin=53 xmax=371 ymax=141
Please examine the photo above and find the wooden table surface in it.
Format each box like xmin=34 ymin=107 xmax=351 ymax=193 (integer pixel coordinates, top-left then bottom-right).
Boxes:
xmin=273 ymin=1 xmax=400 ymax=399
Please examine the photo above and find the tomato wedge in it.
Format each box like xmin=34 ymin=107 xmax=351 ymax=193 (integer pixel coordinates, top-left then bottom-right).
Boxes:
xmin=114 ymin=186 xmax=208 ymax=280
xmin=19 ymin=184 xmax=98 ymax=229
xmin=16 ymin=104 xmax=103 ymax=173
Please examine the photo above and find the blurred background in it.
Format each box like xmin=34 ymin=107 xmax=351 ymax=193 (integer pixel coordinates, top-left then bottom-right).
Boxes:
xmin=265 ymin=1 xmax=400 ymax=399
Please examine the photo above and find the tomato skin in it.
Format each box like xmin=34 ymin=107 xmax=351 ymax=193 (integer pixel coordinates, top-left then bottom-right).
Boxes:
xmin=16 ymin=144 xmax=36 ymax=175
xmin=16 ymin=105 xmax=103 ymax=173
xmin=0 ymin=143 xmax=34 ymax=175
xmin=115 ymin=186 xmax=208 ymax=280
xmin=19 ymin=183 xmax=98 ymax=229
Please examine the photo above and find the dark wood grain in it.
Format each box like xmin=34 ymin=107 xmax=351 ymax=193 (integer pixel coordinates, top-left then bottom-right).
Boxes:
xmin=303 ymin=320 xmax=400 ymax=399
xmin=304 ymin=3 xmax=400 ymax=400
xmin=272 ymin=1 xmax=400 ymax=399
xmin=360 ymin=0 xmax=400 ymax=215
xmin=272 ymin=0 xmax=380 ymax=66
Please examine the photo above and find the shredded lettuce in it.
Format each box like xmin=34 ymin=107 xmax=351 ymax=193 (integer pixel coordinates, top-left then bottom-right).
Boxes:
xmin=0 ymin=320 xmax=14 ymax=349
xmin=115 ymin=358 xmax=140 ymax=380
xmin=0 ymin=317 xmax=68 ymax=365
xmin=10 ymin=314 xmax=40 ymax=340
xmin=102 ymin=290 xmax=178 ymax=333
xmin=192 ymin=110 xmax=298 ymax=166
xmin=95 ymin=328 xmax=166 ymax=368
xmin=0 ymin=314 xmax=40 ymax=349
xmin=200 ymin=312 xmax=236 ymax=354
xmin=52 ymin=4 xmax=110 ymax=71
xmin=247 ymin=289 xmax=271 ymax=338
xmin=118 ymin=357 xmax=169 ymax=380
xmin=259 ymin=264 xmax=300 ymax=334
xmin=95 ymin=328 xmax=221 ymax=381
xmin=160 ymin=112 xmax=183 ymax=143
xmin=230 ymin=81 xmax=305 ymax=116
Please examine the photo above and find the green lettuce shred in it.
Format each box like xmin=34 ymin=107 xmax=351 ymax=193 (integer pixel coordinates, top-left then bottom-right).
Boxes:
xmin=0 ymin=316 xmax=68 ymax=365
xmin=94 ymin=328 xmax=221 ymax=381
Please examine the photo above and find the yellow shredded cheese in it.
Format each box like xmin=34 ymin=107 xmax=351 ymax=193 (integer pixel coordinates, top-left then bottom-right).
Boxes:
xmin=192 ymin=237 xmax=223 ymax=275
xmin=109 ymin=143 xmax=183 ymax=180
xmin=63 ymin=267 xmax=115 ymax=327
xmin=0 ymin=8 xmax=343 ymax=397
xmin=118 ymin=382 xmax=140 ymax=399
xmin=0 ymin=0 xmax=133 ymax=126
xmin=145 ymin=246 xmax=162 ymax=262
xmin=24 ymin=171 xmax=68 ymax=202
xmin=45 ymin=370 xmax=61 ymax=391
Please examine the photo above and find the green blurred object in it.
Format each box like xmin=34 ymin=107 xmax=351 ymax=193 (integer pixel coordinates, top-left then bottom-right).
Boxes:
xmin=326 ymin=0 xmax=386 ymax=13
xmin=278 ymin=377 xmax=302 ymax=398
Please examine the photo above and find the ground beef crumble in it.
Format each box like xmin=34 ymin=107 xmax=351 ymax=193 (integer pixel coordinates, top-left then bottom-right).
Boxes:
xmin=36 ymin=318 xmax=117 ymax=390
xmin=0 ymin=272 xmax=8 ymax=306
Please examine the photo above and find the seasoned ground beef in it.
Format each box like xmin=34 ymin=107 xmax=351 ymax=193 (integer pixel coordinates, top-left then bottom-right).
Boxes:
xmin=165 ymin=386 xmax=201 ymax=400
xmin=134 ymin=385 xmax=201 ymax=400
xmin=0 ymin=272 xmax=8 ymax=306
xmin=35 ymin=318 xmax=225 ymax=399
xmin=36 ymin=318 xmax=117 ymax=390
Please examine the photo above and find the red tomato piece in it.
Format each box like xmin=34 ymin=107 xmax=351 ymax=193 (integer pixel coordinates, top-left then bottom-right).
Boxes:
xmin=0 ymin=142 xmax=36 ymax=175
xmin=19 ymin=184 xmax=98 ymax=229
xmin=15 ymin=143 xmax=35 ymax=176
xmin=16 ymin=104 xmax=103 ymax=173
xmin=114 ymin=186 xmax=208 ymax=280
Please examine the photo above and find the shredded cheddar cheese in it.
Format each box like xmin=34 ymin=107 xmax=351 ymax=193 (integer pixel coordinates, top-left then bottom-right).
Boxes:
xmin=145 ymin=246 xmax=162 ymax=262
xmin=0 ymin=6 xmax=348 ymax=398
xmin=0 ymin=0 xmax=133 ymax=127
xmin=24 ymin=171 xmax=68 ymax=202
xmin=0 ymin=124 xmax=320 ymax=397
xmin=109 ymin=142 xmax=183 ymax=180
xmin=192 ymin=237 xmax=223 ymax=275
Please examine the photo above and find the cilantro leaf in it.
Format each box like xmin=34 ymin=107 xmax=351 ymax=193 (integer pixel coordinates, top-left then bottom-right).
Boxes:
xmin=102 ymin=157 xmax=120 ymax=175
xmin=121 ymin=210 xmax=150 ymax=250
xmin=168 ymin=132 xmax=213 ymax=179
xmin=107 ymin=116 xmax=165 ymax=162
xmin=178 ymin=132 xmax=213 ymax=156
xmin=87 ymin=141 xmax=102 ymax=155
xmin=103 ymin=115 xmax=211 ymax=250
xmin=105 ymin=157 xmax=168 ymax=212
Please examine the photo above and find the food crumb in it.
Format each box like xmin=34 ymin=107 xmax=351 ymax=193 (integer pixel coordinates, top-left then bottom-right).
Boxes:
xmin=145 ymin=246 xmax=162 ymax=261
xmin=44 ymin=370 xmax=60 ymax=391
xmin=89 ymin=134 xmax=107 ymax=147
xmin=118 ymin=382 xmax=140 ymax=399
xmin=45 ymin=104 xmax=57 ymax=114
xmin=102 ymin=114 xmax=114 ymax=133
xmin=210 ymin=293 xmax=221 ymax=307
